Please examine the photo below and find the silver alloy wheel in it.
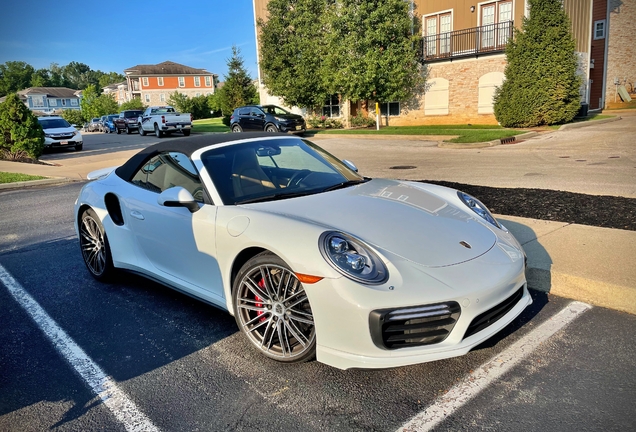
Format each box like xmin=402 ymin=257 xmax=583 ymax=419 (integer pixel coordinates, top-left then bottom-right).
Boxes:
xmin=265 ymin=124 xmax=277 ymax=132
xmin=154 ymin=123 xmax=161 ymax=138
xmin=232 ymin=124 xmax=241 ymax=133
xmin=236 ymin=264 xmax=315 ymax=360
xmin=80 ymin=213 xmax=106 ymax=276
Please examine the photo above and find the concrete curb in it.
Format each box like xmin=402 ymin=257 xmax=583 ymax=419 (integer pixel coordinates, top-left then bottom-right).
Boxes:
xmin=437 ymin=131 xmax=539 ymax=149
xmin=0 ymin=177 xmax=76 ymax=190
xmin=558 ymin=115 xmax=622 ymax=130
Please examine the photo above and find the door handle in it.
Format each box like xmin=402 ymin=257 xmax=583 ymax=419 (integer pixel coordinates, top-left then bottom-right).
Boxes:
xmin=130 ymin=210 xmax=145 ymax=220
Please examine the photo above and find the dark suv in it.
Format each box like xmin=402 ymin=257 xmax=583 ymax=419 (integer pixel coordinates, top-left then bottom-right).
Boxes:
xmin=114 ymin=110 xmax=143 ymax=134
xmin=230 ymin=105 xmax=306 ymax=134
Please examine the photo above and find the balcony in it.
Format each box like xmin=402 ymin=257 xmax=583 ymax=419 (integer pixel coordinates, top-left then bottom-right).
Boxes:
xmin=420 ymin=21 xmax=514 ymax=63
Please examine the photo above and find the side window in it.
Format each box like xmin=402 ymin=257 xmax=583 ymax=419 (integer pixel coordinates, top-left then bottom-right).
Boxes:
xmin=131 ymin=152 xmax=204 ymax=201
xmin=251 ymin=108 xmax=264 ymax=116
xmin=239 ymin=108 xmax=250 ymax=116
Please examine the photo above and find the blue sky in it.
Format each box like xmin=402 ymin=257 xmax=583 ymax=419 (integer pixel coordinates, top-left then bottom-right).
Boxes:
xmin=0 ymin=0 xmax=259 ymax=81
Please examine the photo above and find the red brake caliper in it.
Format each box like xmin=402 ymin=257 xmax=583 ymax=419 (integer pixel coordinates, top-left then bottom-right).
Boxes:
xmin=255 ymin=279 xmax=266 ymax=322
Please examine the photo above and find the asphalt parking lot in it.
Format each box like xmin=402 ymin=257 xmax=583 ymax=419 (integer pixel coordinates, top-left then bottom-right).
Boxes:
xmin=1 ymin=120 xmax=636 ymax=431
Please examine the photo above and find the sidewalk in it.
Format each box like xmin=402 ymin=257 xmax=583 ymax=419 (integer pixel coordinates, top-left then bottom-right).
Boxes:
xmin=1 ymin=155 xmax=634 ymax=315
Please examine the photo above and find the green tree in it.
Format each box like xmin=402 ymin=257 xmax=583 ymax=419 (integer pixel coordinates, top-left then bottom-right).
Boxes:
xmin=62 ymin=109 xmax=85 ymax=127
xmin=119 ymin=99 xmax=145 ymax=112
xmin=168 ymin=91 xmax=191 ymax=113
xmin=63 ymin=61 xmax=99 ymax=90
xmin=493 ymin=0 xmax=581 ymax=127
xmin=207 ymin=92 xmax=222 ymax=116
xmin=0 ymin=93 xmax=44 ymax=160
xmin=80 ymin=84 xmax=100 ymax=119
xmin=48 ymin=63 xmax=68 ymax=87
xmin=190 ymin=95 xmax=212 ymax=120
xmin=97 ymin=71 xmax=126 ymax=88
xmin=0 ymin=61 xmax=36 ymax=97
xmin=218 ymin=46 xmax=258 ymax=125
xmin=259 ymin=0 xmax=329 ymax=109
xmin=94 ymin=94 xmax=119 ymax=116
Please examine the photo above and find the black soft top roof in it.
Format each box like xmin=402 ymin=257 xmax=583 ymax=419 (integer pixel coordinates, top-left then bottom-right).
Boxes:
xmin=115 ymin=132 xmax=292 ymax=181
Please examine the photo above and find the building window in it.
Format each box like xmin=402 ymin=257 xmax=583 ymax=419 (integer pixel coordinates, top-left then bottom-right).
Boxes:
xmin=49 ymin=98 xmax=57 ymax=107
xmin=61 ymin=99 xmax=66 ymax=106
xmin=480 ymin=1 xmax=513 ymax=49
xmin=380 ymin=102 xmax=401 ymax=117
xmin=178 ymin=77 xmax=185 ymax=87
xmin=157 ymin=77 xmax=164 ymax=86
xmin=424 ymin=11 xmax=452 ymax=56
xmin=71 ymin=99 xmax=78 ymax=106
xmin=194 ymin=76 xmax=201 ymax=87
xmin=205 ymin=76 xmax=211 ymax=87
xmin=145 ymin=94 xmax=150 ymax=102
xmin=142 ymin=77 xmax=149 ymax=87
xmin=594 ymin=20 xmax=606 ymax=40
xmin=322 ymin=95 xmax=340 ymax=117
xmin=160 ymin=93 xmax=165 ymax=102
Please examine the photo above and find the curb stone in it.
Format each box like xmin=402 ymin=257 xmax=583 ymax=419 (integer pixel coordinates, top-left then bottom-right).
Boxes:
xmin=437 ymin=131 xmax=539 ymax=149
xmin=0 ymin=177 xmax=76 ymax=190
xmin=558 ymin=115 xmax=621 ymax=130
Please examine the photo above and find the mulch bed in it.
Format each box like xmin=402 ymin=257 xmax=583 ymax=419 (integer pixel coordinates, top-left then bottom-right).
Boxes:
xmin=418 ymin=180 xmax=636 ymax=232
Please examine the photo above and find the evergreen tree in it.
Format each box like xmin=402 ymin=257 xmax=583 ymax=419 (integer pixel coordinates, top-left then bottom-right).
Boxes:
xmin=218 ymin=46 xmax=258 ymax=125
xmin=0 ymin=93 xmax=44 ymax=160
xmin=493 ymin=0 xmax=582 ymax=127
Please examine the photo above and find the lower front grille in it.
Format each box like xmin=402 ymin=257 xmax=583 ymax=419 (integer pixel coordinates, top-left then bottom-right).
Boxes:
xmin=370 ymin=302 xmax=461 ymax=350
xmin=463 ymin=287 xmax=524 ymax=340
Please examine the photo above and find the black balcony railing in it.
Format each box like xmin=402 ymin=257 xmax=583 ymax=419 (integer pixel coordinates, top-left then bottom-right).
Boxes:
xmin=420 ymin=21 xmax=514 ymax=62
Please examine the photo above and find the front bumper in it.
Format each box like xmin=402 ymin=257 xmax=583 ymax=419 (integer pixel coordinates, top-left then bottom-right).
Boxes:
xmin=278 ymin=123 xmax=306 ymax=134
xmin=306 ymin=238 xmax=531 ymax=370
xmin=45 ymin=137 xmax=82 ymax=148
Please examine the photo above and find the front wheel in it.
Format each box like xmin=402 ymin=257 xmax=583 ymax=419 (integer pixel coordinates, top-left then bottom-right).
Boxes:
xmin=139 ymin=124 xmax=146 ymax=136
xmin=75 ymin=144 xmax=83 ymax=151
xmin=126 ymin=125 xmax=131 ymax=134
xmin=116 ymin=128 xmax=121 ymax=134
xmin=79 ymin=208 xmax=115 ymax=281
xmin=265 ymin=124 xmax=278 ymax=132
xmin=233 ymin=252 xmax=316 ymax=363
xmin=231 ymin=124 xmax=242 ymax=133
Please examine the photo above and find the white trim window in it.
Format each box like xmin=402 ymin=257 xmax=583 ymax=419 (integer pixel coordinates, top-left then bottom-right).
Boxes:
xmin=157 ymin=77 xmax=164 ymax=86
xmin=32 ymin=95 xmax=45 ymax=108
xmin=160 ymin=93 xmax=165 ymax=102
xmin=142 ymin=77 xmax=149 ymax=86
xmin=593 ymin=19 xmax=606 ymax=40
xmin=195 ymin=92 xmax=201 ymax=97
xmin=423 ymin=10 xmax=453 ymax=57
xmin=322 ymin=95 xmax=340 ymax=117
xmin=71 ymin=99 xmax=78 ymax=106
xmin=194 ymin=76 xmax=201 ymax=87
xmin=205 ymin=76 xmax=211 ymax=87
xmin=49 ymin=98 xmax=57 ymax=107
xmin=61 ymin=99 xmax=66 ymax=106
xmin=380 ymin=102 xmax=401 ymax=117
xmin=144 ymin=94 xmax=150 ymax=102
xmin=479 ymin=1 xmax=513 ymax=49
xmin=178 ymin=77 xmax=185 ymax=87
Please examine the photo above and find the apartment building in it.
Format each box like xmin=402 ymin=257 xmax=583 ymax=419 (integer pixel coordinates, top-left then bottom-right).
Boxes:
xmin=123 ymin=61 xmax=218 ymax=106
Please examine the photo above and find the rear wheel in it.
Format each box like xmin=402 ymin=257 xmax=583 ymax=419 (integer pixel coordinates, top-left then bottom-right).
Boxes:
xmin=183 ymin=129 xmax=191 ymax=136
xmin=154 ymin=123 xmax=162 ymax=138
xmin=231 ymin=124 xmax=242 ymax=133
xmin=139 ymin=123 xmax=146 ymax=136
xmin=79 ymin=208 xmax=115 ymax=281
xmin=233 ymin=252 xmax=316 ymax=363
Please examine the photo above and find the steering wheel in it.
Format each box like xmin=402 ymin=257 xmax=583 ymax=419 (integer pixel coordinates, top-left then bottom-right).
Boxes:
xmin=286 ymin=169 xmax=312 ymax=188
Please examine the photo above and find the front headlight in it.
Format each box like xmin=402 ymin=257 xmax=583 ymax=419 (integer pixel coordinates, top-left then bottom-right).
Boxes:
xmin=457 ymin=191 xmax=501 ymax=228
xmin=319 ymin=231 xmax=388 ymax=284
xmin=44 ymin=133 xmax=52 ymax=138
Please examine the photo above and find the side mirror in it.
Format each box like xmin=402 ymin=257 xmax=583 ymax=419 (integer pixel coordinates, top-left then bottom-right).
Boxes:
xmin=342 ymin=159 xmax=358 ymax=172
xmin=158 ymin=186 xmax=199 ymax=213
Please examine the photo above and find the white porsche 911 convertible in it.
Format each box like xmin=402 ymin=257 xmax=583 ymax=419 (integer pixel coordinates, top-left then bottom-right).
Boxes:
xmin=75 ymin=133 xmax=532 ymax=369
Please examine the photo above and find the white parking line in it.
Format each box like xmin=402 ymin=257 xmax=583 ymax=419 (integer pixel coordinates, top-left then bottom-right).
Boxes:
xmin=397 ymin=301 xmax=591 ymax=432
xmin=0 ymin=263 xmax=160 ymax=432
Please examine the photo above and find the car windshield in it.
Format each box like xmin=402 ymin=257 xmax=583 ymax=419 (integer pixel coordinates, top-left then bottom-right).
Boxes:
xmin=108 ymin=115 xmax=118 ymax=121
xmin=38 ymin=118 xmax=71 ymax=129
xmin=91 ymin=118 xmax=100 ymax=122
xmin=124 ymin=111 xmax=142 ymax=118
xmin=201 ymin=137 xmax=366 ymax=205
xmin=262 ymin=105 xmax=290 ymax=115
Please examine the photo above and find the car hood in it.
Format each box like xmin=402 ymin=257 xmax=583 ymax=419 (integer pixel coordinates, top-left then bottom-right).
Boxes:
xmin=273 ymin=113 xmax=303 ymax=121
xmin=251 ymin=179 xmax=497 ymax=267
xmin=43 ymin=127 xmax=76 ymax=135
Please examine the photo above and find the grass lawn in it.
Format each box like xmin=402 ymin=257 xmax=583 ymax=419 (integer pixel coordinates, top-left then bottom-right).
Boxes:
xmin=312 ymin=124 xmax=522 ymax=143
xmin=192 ymin=117 xmax=230 ymax=133
xmin=0 ymin=172 xmax=47 ymax=184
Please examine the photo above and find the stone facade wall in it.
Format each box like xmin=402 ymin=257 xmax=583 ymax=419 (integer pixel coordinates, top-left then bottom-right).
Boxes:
xmin=605 ymin=0 xmax=636 ymax=106
xmin=389 ymin=55 xmax=507 ymax=126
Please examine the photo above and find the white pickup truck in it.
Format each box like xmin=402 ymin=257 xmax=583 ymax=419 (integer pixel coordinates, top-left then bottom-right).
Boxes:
xmin=138 ymin=106 xmax=192 ymax=138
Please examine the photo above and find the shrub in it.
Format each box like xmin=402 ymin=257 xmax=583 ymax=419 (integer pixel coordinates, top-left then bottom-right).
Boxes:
xmin=306 ymin=115 xmax=344 ymax=129
xmin=349 ymin=113 xmax=376 ymax=128
xmin=62 ymin=109 xmax=85 ymax=127
xmin=0 ymin=93 xmax=44 ymax=160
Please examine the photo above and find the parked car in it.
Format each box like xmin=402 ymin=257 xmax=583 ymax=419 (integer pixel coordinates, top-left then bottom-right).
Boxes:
xmin=113 ymin=110 xmax=144 ymax=134
xmin=230 ymin=105 xmax=306 ymax=134
xmin=38 ymin=116 xmax=83 ymax=151
xmin=101 ymin=114 xmax=119 ymax=133
xmin=138 ymin=106 xmax=192 ymax=138
xmin=88 ymin=118 xmax=102 ymax=132
xmin=75 ymin=133 xmax=531 ymax=370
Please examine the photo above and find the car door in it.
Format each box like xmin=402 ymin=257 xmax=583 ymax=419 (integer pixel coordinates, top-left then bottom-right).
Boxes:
xmin=250 ymin=107 xmax=266 ymax=131
xmin=237 ymin=108 xmax=253 ymax=131
xmin=123 ymin=151 xmax=225 ymax=300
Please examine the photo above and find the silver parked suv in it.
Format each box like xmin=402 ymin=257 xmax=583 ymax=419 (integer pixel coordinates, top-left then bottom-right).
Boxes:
xmin=37 ymin=116 xmax=83 ymax=151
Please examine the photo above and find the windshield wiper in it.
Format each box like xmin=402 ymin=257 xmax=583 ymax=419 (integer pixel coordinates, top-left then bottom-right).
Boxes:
xmin=235 ymin=190 xmax=317 ymax=205
xmin=321 ymin=179 xmax=369 ymax=192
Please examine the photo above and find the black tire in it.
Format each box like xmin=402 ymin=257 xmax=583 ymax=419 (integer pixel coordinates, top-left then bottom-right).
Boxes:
xmin=75 ymin=144 xmax=83 ymax=151
xmin=116 ymin=128 xmax=121 ymax=134
xmin=139 ymin=123 xmax=146 ymax=136
xmin=183 ymin=129 xmax=191 ymax=136
xmin=232 ymin=252 xmax=316 ymax=363
xmin=126 ymin=125 xmax=131 ymax=134
xmin=79 ymin=208 xmax=115 ymax=281
xmin=154 ymin=123 xmax=162 ymax=138
xmin=265 ymin=124 xmax=278 ymax=133
xmin=231 ymin=124 xmax=242 ymax=133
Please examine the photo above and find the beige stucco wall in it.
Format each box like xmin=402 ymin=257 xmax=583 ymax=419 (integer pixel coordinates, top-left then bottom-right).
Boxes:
xmin=605 ymin=0 xmax=636 ymax=106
